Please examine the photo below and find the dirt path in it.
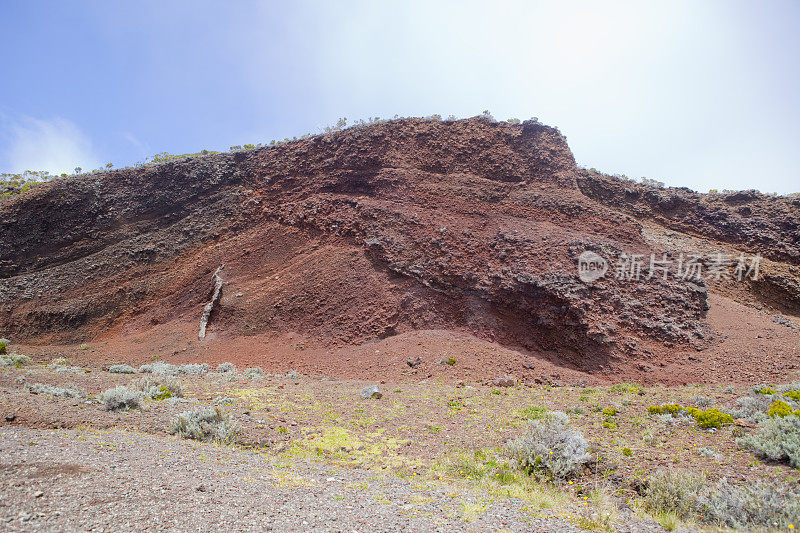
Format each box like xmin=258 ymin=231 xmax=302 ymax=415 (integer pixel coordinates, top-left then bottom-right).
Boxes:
xmin=0 ymin=427 xmax=596 ymax=533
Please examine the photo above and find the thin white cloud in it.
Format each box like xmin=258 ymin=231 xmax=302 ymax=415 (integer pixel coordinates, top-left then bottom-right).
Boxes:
xmin=1 ymin=116 xmax=101 ymax=175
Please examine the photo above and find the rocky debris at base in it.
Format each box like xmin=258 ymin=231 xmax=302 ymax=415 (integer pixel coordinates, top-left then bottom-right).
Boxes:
xmin=493 ymin=375 xmax=516 ymax=387
xmin=773 ymin=314 xmax=797 ymax=329
xmin=360 ymin=385 xmax=382 ymax=399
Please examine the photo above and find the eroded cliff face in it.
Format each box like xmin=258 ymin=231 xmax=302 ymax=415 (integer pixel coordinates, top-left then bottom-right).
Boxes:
xmin=0 ymin=117 xmax=761 ymax=370
xmin=577 ymin=170 xmax=800 ymax=315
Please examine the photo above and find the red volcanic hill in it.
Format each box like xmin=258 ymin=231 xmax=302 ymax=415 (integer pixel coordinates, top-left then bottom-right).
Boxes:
xmin=1 ymin=117 xmax=798 ymax=383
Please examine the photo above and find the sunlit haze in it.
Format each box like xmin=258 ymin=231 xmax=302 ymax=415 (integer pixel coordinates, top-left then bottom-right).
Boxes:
xmin=1 ymin=0 xmax=798 ymax=193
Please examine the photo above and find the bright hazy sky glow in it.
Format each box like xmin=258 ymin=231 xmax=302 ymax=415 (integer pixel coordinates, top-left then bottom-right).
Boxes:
xmin=1 ymin=0 xmax=798 ymax=193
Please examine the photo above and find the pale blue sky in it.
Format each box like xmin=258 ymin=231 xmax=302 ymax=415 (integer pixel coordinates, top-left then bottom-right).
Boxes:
xmin=1 ymin=0 xmax=798 ymax=193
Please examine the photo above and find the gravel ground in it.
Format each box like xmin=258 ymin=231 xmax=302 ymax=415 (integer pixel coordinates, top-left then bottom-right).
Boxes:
xmin=0 ymin=427 xmax=599 ymax=532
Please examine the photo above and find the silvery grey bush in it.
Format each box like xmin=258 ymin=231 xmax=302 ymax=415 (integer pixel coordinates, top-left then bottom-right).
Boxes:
xmin=139 ymin=361 xmax=179 ymax=375
xmin=699 ymin=478 xmax=800 ymax=529
xmin=109 ymin=364 xmax=137 ymax=374
xmin=216 ymin=362 xmax=236 ymax=373
xmin=168 ymin=408 xmax=239 ymax=444
xmin=0 ymin=353 xmax=31 ymax=367
xmin=726 ymin=394 xmax=774 ymax=423
xmin=98 ymin=386 xmax=144 ymax=411
xmin=645 ymin=469 xmax=705 ymax=519
xmin=28 ymin=382 xmax=85 ymax=398
xmin=645 ymin=469 xmax=800 ymax=529
xmin=139 ymin=361 xmax=209 ymax=375
xmin=507 ymin=411 xmax=591 ymax=480
xmin=242 ymin=367 xmax=263 ymax=380
xmin=130 ymin=376 xmax=183 ymax=399
xmin=737 ymin=415 xmax=800 ymax=468
xmin=178 ymin=363 xmax=209 ymax=375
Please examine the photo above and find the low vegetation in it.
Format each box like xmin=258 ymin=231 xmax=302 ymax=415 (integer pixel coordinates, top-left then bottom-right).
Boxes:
xmin=28 ymin=382 xmax=85 ymax=398
xmin=6 ymin=355 xmax=800 ymax=531
xmin=168 ymin=408 xmax=240 ymax=444
xmin=644 ymin=468 xmax=800 ymax=530
xmin=507 ymin=411 xmax=591 ymax=480
xmin=108 ymin=364 xmax=137 ymax=374
xmin=0 ymin=352 xmax=31 ymax=367
xmin=738 ymin=414 xmax=800 ymax=468
xmin=1 ymin=113 xmax=552 ymax=205
xmin=138 ymin=361 xmax=209 ymax=376
xmin=130 ymin=376 xmax=183 ymax=400
xmin=98 ymin=386 xmax=144 ymax=411
xmin=648 ymin=403 xmax=734 ymax=428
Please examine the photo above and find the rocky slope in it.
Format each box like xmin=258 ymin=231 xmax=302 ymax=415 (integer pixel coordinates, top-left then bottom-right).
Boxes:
xmin=0 ymin=117 xmax=797 ymax=377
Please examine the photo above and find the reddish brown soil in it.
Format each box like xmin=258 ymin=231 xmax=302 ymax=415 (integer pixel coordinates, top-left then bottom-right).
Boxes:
xmin=1 ymin=117 xmax=798 ymax=385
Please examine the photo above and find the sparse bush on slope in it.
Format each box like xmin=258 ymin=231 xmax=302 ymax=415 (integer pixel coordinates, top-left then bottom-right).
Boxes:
xmin=28 ymin=382 xmax=85 ymax=398
xmin=109 ymin=364 xmax=137 ymax=374
xmin=168 ymin=408 xmax=240 ymax=444
xmin=178 ymin=363 xmax=209 ymax=375
xmin=698 ymin=478 xmax=800 ymax=530
xmin=648 ymin=404 xmax=733 ymax=428
xmin=139 ymin=362 xmax=208 ymax=375
xmin=738 ymin=414 xmax=800 ymax=469
xmin=139 ymin=362 xmax=179 ymax=375
xmin=0 ymin=352 xmax=31 ymax=367
xmin=129 ymin=376 xmax=183 ymax=400
xmin=242 ymin=367 xmax=264 ymax=380
xmin=216 ymin=362 xmax=236 ymax=373
xmin=645 ymin=469 xmax=800 ymax=529
xmin=507 ymin=411 xmax=591 ymax=480
xmin=98 ymin=386 xmax=144 ymax=411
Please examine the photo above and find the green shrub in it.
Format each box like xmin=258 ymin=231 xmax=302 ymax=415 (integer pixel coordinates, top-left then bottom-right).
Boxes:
xmin=446 ymin=356 xmax=456 ymax=366
xmin=0 ymin=339 xmax=7 ymax=354
xmin=693 ymin=408 xmax=734 ymax=429
xmin=602 ymin=407 xmax=618 ymax=417
xmin=521 ymin=405 xmax=548 ymax=420
xmin=168 ymin=408 xmax=240 ymax=444
xmin=648 ymin=404 xmax=685 ymax=416
xmin=507 ymin=411 xmax=591 ymax=480
xmin=609 ymin=382 xmax=642 ymax=394
xmin=622 ymin=447 xmax=633 ymax=457
xmin=754 ymin=386 xmax=777 ymax=395
xmin=784 ymin=390 xmax=800 ymax=403
xmin=768 ymin=400 xmax=796 ymax=418
xmin=738 ymin=415 xmax=800 ymax=468
xmin=650 ymin=404 xmax=732 ymax=428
